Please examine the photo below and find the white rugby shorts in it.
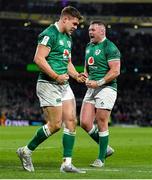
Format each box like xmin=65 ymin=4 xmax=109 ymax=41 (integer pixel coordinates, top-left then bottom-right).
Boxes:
xmin=36 ymin=81 xmax=75 ymax=107
xmin=83 ymin=86 xmax=117 ymax=110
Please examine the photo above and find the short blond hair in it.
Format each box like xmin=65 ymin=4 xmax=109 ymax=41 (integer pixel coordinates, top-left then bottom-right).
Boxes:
xmin=90 ymin=20 xmax=106 ymax=27
xmin=61 ymin=6 xmax=82 ymax=20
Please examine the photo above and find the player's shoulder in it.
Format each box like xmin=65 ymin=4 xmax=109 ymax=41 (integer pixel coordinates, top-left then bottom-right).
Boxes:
xmin=86 ymin=42 xmax=92 ymax=48
xmin=104 ymin=38 xmax=119 ymax=50
xmin=104 ymin=38 xmax=116 ymax=46
xmin=39 ymin=24 xmax=58 ymax=38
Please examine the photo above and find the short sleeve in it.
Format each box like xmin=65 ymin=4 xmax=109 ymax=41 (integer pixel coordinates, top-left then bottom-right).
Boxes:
xmin=38 ymin=32 xmax=55 ymax=49
xmin=106 ymin=43 xmax=121 ymax=62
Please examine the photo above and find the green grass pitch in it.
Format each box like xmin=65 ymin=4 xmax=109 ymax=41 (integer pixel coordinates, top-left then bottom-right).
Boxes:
xmin=0 ymin=126 xmax=152 ymax=179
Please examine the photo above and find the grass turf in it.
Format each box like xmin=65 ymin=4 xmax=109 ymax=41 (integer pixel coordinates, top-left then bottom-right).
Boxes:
xmin=0 ymin=126 xmax=152 ymax=179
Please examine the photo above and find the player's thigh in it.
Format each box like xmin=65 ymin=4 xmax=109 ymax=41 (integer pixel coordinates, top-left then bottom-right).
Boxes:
xmin=94 ymin=87 xmax=116 ymax=131
xmin=62 ymin=99 xmax=77 ymax=131
xmin=96 ymin=108 xmax=111 ymax=131
xmin=37 ymin=82 xmax=63 ymax=129
xmin=62 ymin=85 xmax=76 ymax=124
xmin=80 ymin=102 xmax=96 ymax=131
xmin=42 ymin=106 xmax=62 ymax=129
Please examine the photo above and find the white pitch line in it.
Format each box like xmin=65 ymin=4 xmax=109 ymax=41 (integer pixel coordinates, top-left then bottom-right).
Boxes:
xmin=82 ymin=168 xmax=120 ymax=172
xmin=82 ymin=168 xmax=152 ymax=173
xmin=0 ymin=146 xmax=56 ymax=150
xmin=0 ymin=165 xmax=152 ymax=174
xmin=0 ymin=165 xmax=61 ymax=172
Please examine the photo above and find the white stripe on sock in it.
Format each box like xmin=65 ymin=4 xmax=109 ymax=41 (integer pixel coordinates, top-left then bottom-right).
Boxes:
xmin=42 ymin=126 xmax=47 ymax=137
xmin=44 ymin=124 xmax=51 ymax=136
xmin=63 ymin=128 xmax=76 ymax=136
xmin=99 ymin=130 xmax=109 ymax=137
xmin=88 ymin=124 xmax=96 ymax=135
xmin=43 ymin=125 xmax=51 ymax=137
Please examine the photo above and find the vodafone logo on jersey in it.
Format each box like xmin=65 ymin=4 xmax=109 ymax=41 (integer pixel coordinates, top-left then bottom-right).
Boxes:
xmin=88 ymin=57 xmax=94 ymax=65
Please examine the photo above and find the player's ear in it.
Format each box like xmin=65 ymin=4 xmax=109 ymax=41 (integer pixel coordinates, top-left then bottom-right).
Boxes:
xmin=62 ymin=16 xmax=69 ymax=23
xmin=101 ymin=28 xmax=105 ymax=35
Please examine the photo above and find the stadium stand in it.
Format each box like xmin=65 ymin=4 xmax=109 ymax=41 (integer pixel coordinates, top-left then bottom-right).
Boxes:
xmin=1 ymin=0 xmax=152 ymax=16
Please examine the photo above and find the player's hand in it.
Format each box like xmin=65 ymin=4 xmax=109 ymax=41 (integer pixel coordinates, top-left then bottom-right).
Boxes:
xmin=85 ymin=80 xmax=98 ymax=89
xmin=56 ymin=74 xmax=69 ymax=84
xmin=76 ymin=73 xmax=88 ymax=83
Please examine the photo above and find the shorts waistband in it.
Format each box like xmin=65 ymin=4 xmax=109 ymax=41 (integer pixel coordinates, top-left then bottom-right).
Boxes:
xmin=38 ymin=80 xmax=69 ymax=85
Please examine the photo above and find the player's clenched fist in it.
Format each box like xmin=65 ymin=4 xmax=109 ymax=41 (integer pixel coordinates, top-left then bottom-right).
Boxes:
xmin=76 ymin=73 xmax=88 ymax=83
xmin=56 ymin=74 xmax=69 ymax=84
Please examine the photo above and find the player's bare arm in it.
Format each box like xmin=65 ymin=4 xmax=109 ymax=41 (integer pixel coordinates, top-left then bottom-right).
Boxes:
xmin=103 ymin=60 xmax=120 ymax=83
xmin=84 ymin=62 xmax=89 ymax=78
xmin=86 ymin=60 xmax=120 ymax=89
xmin=34 ymin=44 xmax=69 ymax=84
xmin=68 ymin=61 xmax=87 ymax=83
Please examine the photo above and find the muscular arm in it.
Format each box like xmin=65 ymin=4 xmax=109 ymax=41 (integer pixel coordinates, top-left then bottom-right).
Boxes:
xmin=68 ymin=61 xmax=87 ymax=83
xmin=68 ymin=61 xmax=79 ymax=79
xmin=104 ymin=60 xmax=120 ymax=83
xmin=84 ymin=61 xmax=88 ymax=77
xmin=34 ymin=44 xmax=59 ymax=79
xmin=86 ymin=59 xmax=120 ymax=88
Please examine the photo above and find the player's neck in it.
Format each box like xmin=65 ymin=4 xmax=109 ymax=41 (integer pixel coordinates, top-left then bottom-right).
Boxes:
xmin=98 ymin=36 xmax=106 ymax=43
xmin=56 ymin=20 xmax=65 ymax=33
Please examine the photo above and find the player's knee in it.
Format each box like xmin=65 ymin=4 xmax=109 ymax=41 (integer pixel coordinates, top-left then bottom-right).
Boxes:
xmin=97 ymin=116 xmax=108 ymax=125
xmin=64 ymin=117 xmax=77 ymax=131
xmin=74 ymin=118 xmax=77 ymax=125
xmin=53 ymin=124 xmax=61 ymax=133
xmin=96 ymin=117 xmax=109 ymax=132
xmin=80 ymin=120 xmax=88 ymax=130
xmin=73 ymin=118 xmax=77 ymax=129
xmin=80 ymin=119 xmax=94 ymax=132
xmin=68 ymin=116 xmax=77 ymax=125
xmin=47 ymin=121 xmax=61 ymax=133
xmin=80 ymin=114 xmax=86 ymax=128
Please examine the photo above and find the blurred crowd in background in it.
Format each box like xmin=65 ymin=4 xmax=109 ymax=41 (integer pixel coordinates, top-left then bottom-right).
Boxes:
xmin=0 ymin=0 xmax=152 ymax=126
xmin=1 ymin=0 xmax=152 ymax=16
xmin=1 ymin=25 xmax=152 ymax=73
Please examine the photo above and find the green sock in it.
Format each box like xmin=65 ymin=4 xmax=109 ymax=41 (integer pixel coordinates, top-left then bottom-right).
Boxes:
xmin=98 ymin=130 xmax=109 ymax=162
xmin=88 ymin=124 xmax=99 ymax=144
xmin=62 ymin=128 xmax=75 ymax=157
xmin=27 ymin=125 xmax=51 ymax=151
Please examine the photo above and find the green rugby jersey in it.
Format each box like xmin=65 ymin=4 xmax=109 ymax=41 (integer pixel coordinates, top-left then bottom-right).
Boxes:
xmin=85 ymin=38 xmax=121 ymax=90
xmin=37 ymin=23 xmax=72 ymax=82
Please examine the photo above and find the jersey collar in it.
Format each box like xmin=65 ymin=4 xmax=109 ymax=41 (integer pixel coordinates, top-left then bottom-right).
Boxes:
xmin=91 ymin=37 xmax=106 ymax=45
xmin=54 ymin=22 xmax=60 ymax=32
xmin=99 ymin=37 xmax=106 ymax=43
